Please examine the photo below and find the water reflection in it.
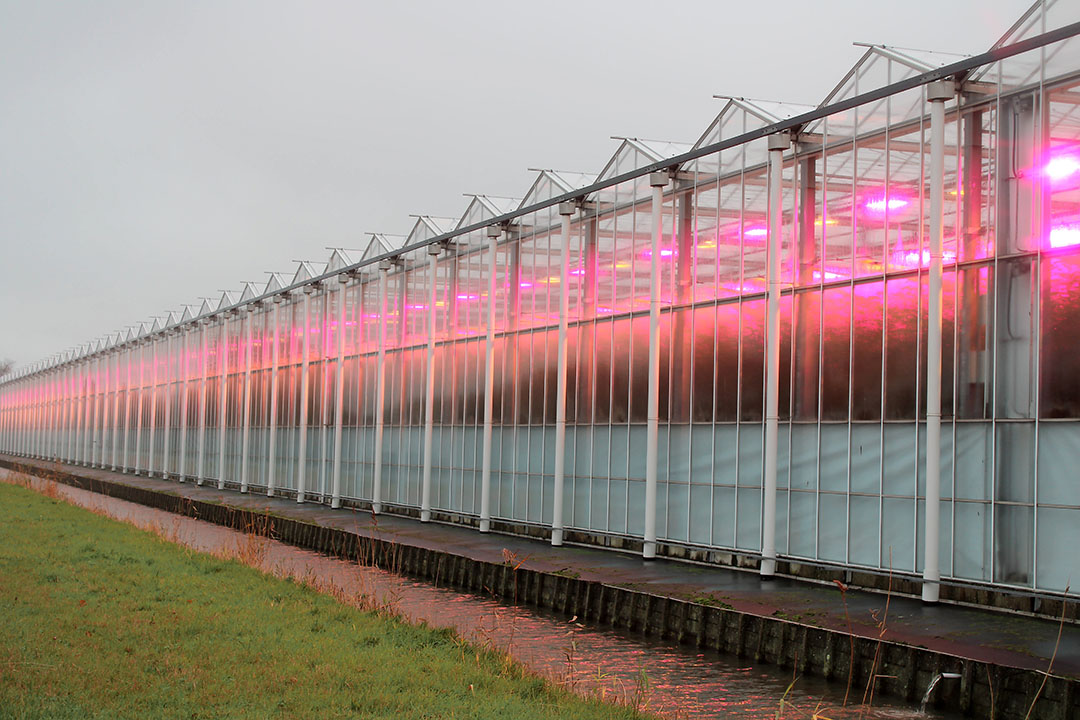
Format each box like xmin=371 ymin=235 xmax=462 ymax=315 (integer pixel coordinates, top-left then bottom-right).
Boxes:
xmin=15 ymin=473 xmax=958 ymax=720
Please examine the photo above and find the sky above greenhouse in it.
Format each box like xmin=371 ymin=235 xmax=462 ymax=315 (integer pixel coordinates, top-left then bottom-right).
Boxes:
xmin=0 ymin=0 xmax=1033 ymax=368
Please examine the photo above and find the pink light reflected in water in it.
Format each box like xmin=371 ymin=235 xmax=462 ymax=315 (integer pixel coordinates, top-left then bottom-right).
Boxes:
xmin=640 ymin=248 xmax=676 ymax=260
xmin=456 ymin=293 xmax=479 ymax=301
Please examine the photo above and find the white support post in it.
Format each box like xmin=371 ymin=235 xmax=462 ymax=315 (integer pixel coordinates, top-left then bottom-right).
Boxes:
xmin=196 ymin=320 xmax=209 ymax=486
xmin=372 ymin=262 xmax=391 ymax=514
xmin=762 ymin=131 xmax=790 ymax=578
xmin=923 ymin=80 xmax=953 ymax=604
xmin=217 ymin=314 xmax=230 ymax=490
xmin=148 ymin=337 xmax=158 ymax=477
xmin=297 ymin=286 xmax=314 ymax=503
xmin=93 ymin=353 xmax=103 ymax=465
xmin=330 ymin=276 xmax=349 ymax=508
xmin=240 ymin=306 xmax=255 ymax=493
xmin=134 ymin=341 xmax=145 ymax=475
xmin=267 ymin=296 xmax=283 ymax=497
xmin=67 ymin=364 xmax=75 ymax=462
xmin=644 ymin=171 xmax=669 ymax=559
xmin=162 ymin=331 xmax=173 ymax=478
xmin=98 ymin=352 xmax=109 ymax=467
xmin=50 ymin=368 xmax=59 ymax=460
xmin=122 ymin=345 xmax=133 ymax=471
xmin=421 ymin=245 xmax=441 ymax=523
xmin=479 ymin=228 xmax=499 ymax=533
xmin=81 ymin=360 xmax=92 ymax=465
xmin=178 ymin=326 xmax=189 ymax=481
xmin=552 ymin=203 xmax=575 ymax=546
xmin=110 ymin=351 xmax=120 ymax=469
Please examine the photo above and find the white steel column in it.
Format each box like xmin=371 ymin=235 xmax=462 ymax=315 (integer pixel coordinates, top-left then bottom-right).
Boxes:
xmin=372 ymin=262 xmax=391 ymax=514
xmin=148 ymin=337 xmax=159 ymax=476
xmin=644 ymin=171 xmax=669 ymax=559
xmin=196 ymin=320 xmax=209 ymax=485
xmin=217 ymin=314 xmax=230 ymax=490
xmin=552 ymin=202 xmax=575 ymax=546
xmin=98 ymin=352 xmax=109 ymax=467
xmin=479 ymin=228 xmax=499 ymax=533
xmin=240 ymin=306 xmax=255 ymax=493
xmin=66 ymin=363 xmax=75 ymax=462
xmin=162 ymin=332 xmax=173 ymax=478
xmin=923 ymin=80 xmax=953 ymax=604
xmin=122 ymin=344 xmax=133 ymax=471
xmin=109 ymin=351 xmax=119 ymax=469
xmin=80 ymin=360 xmax=91 ymax=465
xmin=297 ymin=286 xmax=314 ymax=503
xmin=178 ymin=326 xmax=191 ymax=481
xmin=762 ymin=131 xmax=791 ymax=578
xmin=330 ymin=275 xmax=349 ymax=508
xmin=134 ymin=341 xmax=145 ymax=474
xmin=421 ymin=245 xmax=441 ymax=523
xmin=92 ymin=353 xmax=103 ymax=465
xmin=267 ymin=296 xmax=283 ymax=497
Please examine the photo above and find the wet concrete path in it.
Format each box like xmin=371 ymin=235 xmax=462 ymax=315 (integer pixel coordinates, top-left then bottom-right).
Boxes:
xmin=5 ymin=455 xmax=1078 ymax=681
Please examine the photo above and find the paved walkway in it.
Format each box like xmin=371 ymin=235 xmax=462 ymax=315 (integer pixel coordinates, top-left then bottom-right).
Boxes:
xmin=7 ymin=456 xmax=1079 ymax=679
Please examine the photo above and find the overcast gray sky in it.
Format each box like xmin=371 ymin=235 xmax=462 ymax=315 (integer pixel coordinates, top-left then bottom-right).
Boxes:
xmin=0 ymin=0 xmax=1032 ymax=369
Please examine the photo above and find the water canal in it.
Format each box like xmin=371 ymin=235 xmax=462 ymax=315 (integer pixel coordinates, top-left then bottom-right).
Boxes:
xmin=5 ymin=470 xmax=961 ymax=719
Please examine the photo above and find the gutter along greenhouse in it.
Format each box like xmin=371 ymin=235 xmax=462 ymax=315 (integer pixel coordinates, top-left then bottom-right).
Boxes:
xmin=4 ymin=2 xmax=1080 ymax=606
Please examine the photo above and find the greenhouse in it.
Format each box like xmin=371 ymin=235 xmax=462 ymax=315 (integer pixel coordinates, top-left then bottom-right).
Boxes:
xmin=4 ymin=1 xmax=1080 ymax=604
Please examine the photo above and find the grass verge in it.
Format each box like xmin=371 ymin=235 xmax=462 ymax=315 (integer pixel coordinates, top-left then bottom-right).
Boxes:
xmin=0 ymin=479 xmax=649 ymax=719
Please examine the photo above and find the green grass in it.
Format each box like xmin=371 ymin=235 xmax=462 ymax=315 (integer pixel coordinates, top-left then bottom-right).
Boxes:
xmin=0 ymin=480 xmax=649 ymax=719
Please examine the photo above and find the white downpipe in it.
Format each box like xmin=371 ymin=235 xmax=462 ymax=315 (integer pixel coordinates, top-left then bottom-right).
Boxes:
xmin=134 ymin=341 xmax=145 ymax=474
xmin=240 ymin=307 xmax=255 ymax=493
xmin=479 ymin=228 xmax=499 ymax=533
xmin=217 ymin=315 xmax=229 ymax=489
xmin=552 ymin=204 xmax=575 ymax=546
xmin=148 ymin=337 xmax=158 ymax=477
xmin=196 ymin=321 xmax=209 ymax=485
xmin=762 ymin=131 xmax=790 ymax=578
xmin=644 ymin=172 xmax=669 ymax=559
xmin=372 ymin=263 xmax=390 ymax=514
xmin=297 ymin=287 xmax=314 ymax=503
xmin=923 ymin=80 xmax=953 ymax=604
xmin=330 ymin=276 xmax=348 ymax=508
xmin=421 ymin=246 xmax=441 ymax=523
xmin=267 ymin=297 xmax=283 ymax=497
xmin=162 ymin=332 xmax=173 ymax=478
xmin=178 ymin=327 xmax=190 ymax=481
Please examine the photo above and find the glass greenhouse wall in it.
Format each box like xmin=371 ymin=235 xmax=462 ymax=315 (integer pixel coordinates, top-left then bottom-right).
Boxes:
xmin=4 ymin=1 xmax=1080 ymax=599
